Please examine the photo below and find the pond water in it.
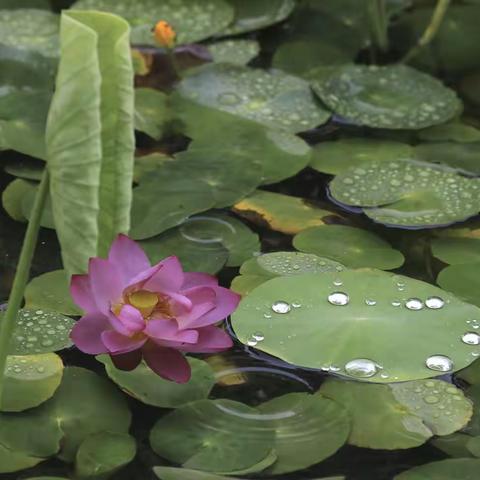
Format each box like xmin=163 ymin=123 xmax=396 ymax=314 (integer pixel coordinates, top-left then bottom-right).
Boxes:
xmin=2 ymin=1 xmax=480 ymax=480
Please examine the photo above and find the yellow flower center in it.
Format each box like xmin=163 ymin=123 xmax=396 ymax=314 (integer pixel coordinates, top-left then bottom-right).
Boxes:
xmin=128 ymin=290 xmax=159 ymax=317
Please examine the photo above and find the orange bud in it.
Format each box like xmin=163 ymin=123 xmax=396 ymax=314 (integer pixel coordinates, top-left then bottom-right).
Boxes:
xmin=153 ymin=20 xmax=176 ymax=48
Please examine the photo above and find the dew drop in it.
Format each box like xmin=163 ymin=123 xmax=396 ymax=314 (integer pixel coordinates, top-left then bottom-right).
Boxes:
xmin=253 ymin=332 xmax=265 ymax=342
xmin=391 ymin=300 xmax=401 ymax=307
xmin=218 ymin=92 xmax=240 ymax=106
xmin=328 ymin=292 xmax=349 ymax=306
xmin=344 ymin=358 xmax=379 ymax=378
xmin=291 ymin=302 xmax=302 ymax=308
xmin=271 ymin=301 xmax=291 ymax=314
xmin=41 ymin=339 xmax=53 ymax=347
xmin=365 ymin=299 xmax=377 ymax=306
xmin=423 ymin=395 xmax=439 ymax=404
xmin=246 ymin=339 xmax=258 ymax=347
xmin=425 ymin=296 xmax=445 ymax=309
xmin=333 ymin=279 xmax=343 ymax=286
xmin=426 ymin=355 xmax=453 ymax=372
xmin=36 ymin=366 xmax=45 ymax=374
xmin=405 ymin=298 xmax=424 ymax=310
xmin=462 ymin=332 xmax=480 ymax=345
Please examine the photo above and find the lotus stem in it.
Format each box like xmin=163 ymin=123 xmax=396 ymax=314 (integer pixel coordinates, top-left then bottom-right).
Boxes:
xmin=368 ymin=0 xmax=389 ymax=54
xmin=402 ymin=0 xmax=451 ymax=63
xmin=0 ymin=169 xmax=50 ymax=403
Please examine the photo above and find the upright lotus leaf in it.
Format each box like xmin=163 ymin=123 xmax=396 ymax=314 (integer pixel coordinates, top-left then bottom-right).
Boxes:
xmin=6 ymin=308 xmax=75 ymax=355
xmin=311 ymin=64 xmax=461 ymax=129
xmin=134 ymin=88 xmax=169 ymax=140
xmin=150 ymin=399 xmax=275 ymax=473
xmin=232 ymin=252 xmax=345 ymax=296
xmin=437 ymin=263 xmax=480 ymax=308
xmin=432 ymin=238 xmax=480 ymax=265
xmin=24 ymin=270 xmax=82 ymax=315
xmin=320 ymin=378 xmax=472 ymax=450
xmin=415 ymin=142 xmax=480 ymax=175
xmin=221 ymin=0 xmax=295 ymax=35
xmin=75 ymin=432 xmax=136 ymax=479
xmin=98 ymin=355 xmax=215 ymax=408
xmin=310 ymin=138 xmax=414 ymax=175
xmin=231 ymin=269 xmax=480 ymax=382
xmin=46 ymin=10 xmax=135 ymax=275
xmin=233 ymin=190 xmax=343 ymax=235
xmin=258 ymin=392 xmax=350 ymax=474
xmin=208 ymin=40 xmax=259 ymax=66
xmin=329 ymin=159 xmax=480 ymax=228
xmin=0 ymin=9 xmax=59 ymax=57
xmin=293 ymin=225 xmax=404 ymax=270
xmin=418 ymin=123 xmax=480 ymax=143
xmin=177 ymin=63 xmax=330 ymax=133
xmin=72 ymin=0 xmax=234 ymax=45
xmin=394 ymin=458 xmax=480 ymax=480
xmin=2 ymin=353 xmax=63 ymax=412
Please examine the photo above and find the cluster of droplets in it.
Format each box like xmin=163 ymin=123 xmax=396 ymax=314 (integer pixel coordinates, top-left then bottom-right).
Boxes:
xmin=5 ymin=354 xmax=53 ymax=377
xmin=257 ymin=252 xmax=343 ymax=276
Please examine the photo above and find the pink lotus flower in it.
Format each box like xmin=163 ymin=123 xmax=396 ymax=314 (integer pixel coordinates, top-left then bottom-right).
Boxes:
xmin=70 ymin=234 xmax=240 ymax=383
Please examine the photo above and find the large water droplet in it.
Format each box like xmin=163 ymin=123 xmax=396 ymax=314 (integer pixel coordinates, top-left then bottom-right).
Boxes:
xmin=425 ymin=296 xmax=445 ymax=309
xmin=344 ymin=358 xmax=379 ymax=378
xmin=405 ymin=298 xmax=424 ymax=310
xmin=271 ymin=301 xmax=291 ymax=314
xmin=328 ymin=292 xmax=349 ymax=306
xmin=426 ymin=355 xmax=453 ymax=372
xmin=462 ymin=332 xmax=480 ymax=345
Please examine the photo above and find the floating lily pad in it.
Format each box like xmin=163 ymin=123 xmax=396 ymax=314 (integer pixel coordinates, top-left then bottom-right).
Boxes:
xmin=311 ymin=64 xmax=461 ymax=129
xmin=231 ymin=269 xmax=480 ymax=382
xmin=293 ymin=225 xmax=404 ymax=270
xmin=437 ymin=263 xmax=480 ymax=307
xmin=75 ymin=432 xmax=136 ymax=479
xmin=135 ymin=88 xmax=169 ymax=140
xmin=221 ymin=0 xmax=295 ymax=35
xmin=329 ymin=159 xmax=480 ymax=228
xmin=150 ymin=399 xmax=275 ymax=473
xmin=310 ymin=138 xmax=414 ymax=175
xmin=258 ymin=392 xmax=349 ymax=474
xmin=153 ymin=469 xmax=343 ymax=480
xmin=232 ymin=252 xmax=345 ymax=296
xmin=208 ymin=40 xmax=259 ymax=66
xmin=394 ymin=458 xmax=480 ymax=480
xmin=72 ymin=0 xmax=234 ymax=45
xmin=98 ymin=355 xmax=215 ymax=408
xmin=5 ymin=308 xmax=75 ymax=355
xmin=432 ymin=238 xmax=480 ymax=265
xmin=24 ymin=270 xmax=82 ymax=316
xmin=2 ymin=353 xmax=63 ymax=412
xmin=177 ymin=63 xmax=330 ymax=133
xmin=415 ymin=142 xmax=480 ymax=175
xmin=3 ymin=157 xmax=44 ymax=181
xmin=457 ymin=358 xmax=480 ymax=386
xmin=418 ymin=123 xmax=480 ymax=143
xmin=233 ymin=190 xmax=342 ymax=235
xmin=0 ymin=9 xmax=59 ymax=57
xmin=432 ymin=433 xmax=474 ymax=459
xmin=320 ymin=378 xmax=472 ymax=450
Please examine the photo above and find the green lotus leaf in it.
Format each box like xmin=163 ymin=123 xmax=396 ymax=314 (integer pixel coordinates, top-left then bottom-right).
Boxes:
xmin=464 ymin=383 xmax=480 ymax=436
xmin=6 ymin=308 xmax=75 ymax=355
xmin=457 ymin=358 xmax=480 ymax=385
xmin=273 ymin=40 xmax=352 ymax=78
xmin=0 ymin=9 xmax=59 ymax=57
xmin=2 ymin=178 xmax=35 ymax=222
xmin=233 ymin=190 xmax=342 ymax=235
xmin=177 ymin=63 xmax=330 ymax=133
xmin=321 ymin=378 xmax=472 ymax=450
xmin=231 ymin=269 xmax=480 ymax=382
xmin=415 ymin=142 xmax=480 ymax=175
xmin=75 ymin=432 xmax=136 ymax=479
xmin=418 ymin=123 xmax=480 ymax=143
xmin=466 ymin=436 xmax=480 ymax=457
xmin=150 ymin=399 xmax=275 ymax=473
xmin=133 ymin=153 xmax=171 ymax=184
xmin=258 ymin=392 xmax=349 ymax=474
xmin=432 ymin=238 xmax=480 ymax=265
xmin=221 ymin=0 xmax=295 ymax=35
xmin=0 ymin=445 xmax=44 ymax=473
xmin=142 ymin=211 xmax=260 ymax=268
xmin=98 ymin=355 xmax=215 ymax=408
xmin=72 ymin=0 xmax=234 ymax=45
xmin=393 ymin=5 xmax=480 ymax=75
xmin=432 ymin=433 xmax=474 ymax=458
xmin=129 ymin=157 xmax=215 ymax=240
xmin=24 ymin=270 xmax=82 ymax=316
xmin=2 ymin=353 xmax=63 ymax=412
xmin=461 ymin=72 xmax=480 ymax=108
xmin=437 ymin=263 xmax=480 ymax=307
xmin=394 ymin=458 xmax=480 ymax=479
xmin=0 ymin=0 xmax=51 ymax=7
xmin=3 ymin=157 xmax=44 ymax=181
xmin=135 ymin=88 xmax=169 ymax=140
xmin=208 ymin=40 xmax=259 ymax=66
xmin=311 ymin=64 xmax=461 ymax=129
xmin=232 ymin=252 xmax=345 ymax=296
xmin=310 ymin=138 xmax=414 ymax=175
xmin=329 ymin=159 xmax=480 ymax=228
xmin=293 ymin=225 xmax=404 ymax=270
